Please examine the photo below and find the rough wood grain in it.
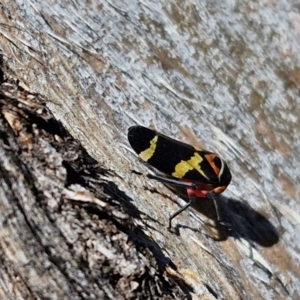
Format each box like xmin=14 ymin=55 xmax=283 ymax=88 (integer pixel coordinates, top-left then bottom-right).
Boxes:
xmin=0 ymin=1 xmax=299 ymax=299
xmin=0 ymin=72 xmax=187 ymax=299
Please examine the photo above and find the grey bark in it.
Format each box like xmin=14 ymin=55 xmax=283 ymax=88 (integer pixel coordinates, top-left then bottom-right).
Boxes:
xmin=0 ymin=1 xmax=299 ymax=299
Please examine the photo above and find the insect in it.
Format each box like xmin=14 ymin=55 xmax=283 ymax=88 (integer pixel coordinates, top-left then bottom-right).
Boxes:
xmin=127 ymin=125 xmax=232 ymax=229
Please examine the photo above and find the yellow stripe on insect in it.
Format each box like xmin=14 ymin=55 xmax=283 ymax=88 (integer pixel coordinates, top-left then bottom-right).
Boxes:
xmin=139 ymin=135 xmax=158 ymax=161
xmin=172 ymin=152 xmax=209 ymax=179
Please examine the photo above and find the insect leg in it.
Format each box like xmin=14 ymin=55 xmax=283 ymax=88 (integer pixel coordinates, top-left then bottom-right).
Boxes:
xmin=207 ymin=192 xmax=229 ymax=226
xmin=147 ymin=173 xmax=197 ymax=189
xmin=168 ymin=196 xmax=195 ymax=229
xmin=147 ymin=174 xmax=200 ymax=229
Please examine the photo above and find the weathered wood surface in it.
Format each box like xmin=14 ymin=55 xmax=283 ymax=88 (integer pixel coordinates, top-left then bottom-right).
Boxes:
xmin=0 ymin=1 xmax=299 ymax=299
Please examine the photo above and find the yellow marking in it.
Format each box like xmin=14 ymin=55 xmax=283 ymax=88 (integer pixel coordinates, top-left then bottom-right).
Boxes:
xmin=172 ymin=152 xmax=209 ymax=179
xmin=139 ymin=135 xmax=158 ymax=161
xmin=172 ymin=161 xmax=193 ymax=178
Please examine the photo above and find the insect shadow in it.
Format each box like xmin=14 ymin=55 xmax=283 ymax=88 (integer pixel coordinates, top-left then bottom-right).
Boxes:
xmin=164 ymin=185 xmax=279 ymax=247
xmin=217 ymin=195 xmax=279 ymax=247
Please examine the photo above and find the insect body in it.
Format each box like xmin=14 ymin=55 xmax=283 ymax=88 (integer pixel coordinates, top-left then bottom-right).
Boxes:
xmin=128 ymin=125 xmax=231 ymax=229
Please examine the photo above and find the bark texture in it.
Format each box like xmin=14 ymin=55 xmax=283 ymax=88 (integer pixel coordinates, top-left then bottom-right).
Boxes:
xmin=0 ymin=1 xmax=299 ymax=299
xmin=0 ymin=70 xmax=186 ymax=299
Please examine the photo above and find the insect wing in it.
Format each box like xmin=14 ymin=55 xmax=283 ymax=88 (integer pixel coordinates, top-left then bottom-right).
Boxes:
xmin=128 ymin=126 xmax=220 ymax=184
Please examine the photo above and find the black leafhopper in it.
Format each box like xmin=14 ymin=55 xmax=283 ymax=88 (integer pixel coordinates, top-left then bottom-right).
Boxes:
xmin=128 ymin=125 xmax=231 ymax=229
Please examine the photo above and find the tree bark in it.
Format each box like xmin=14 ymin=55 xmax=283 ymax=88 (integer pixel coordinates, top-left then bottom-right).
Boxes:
xmin=0 ymin=1 xmax=299 ymax=299
xmin=0 ymin=69 xmax=187 ymax=299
